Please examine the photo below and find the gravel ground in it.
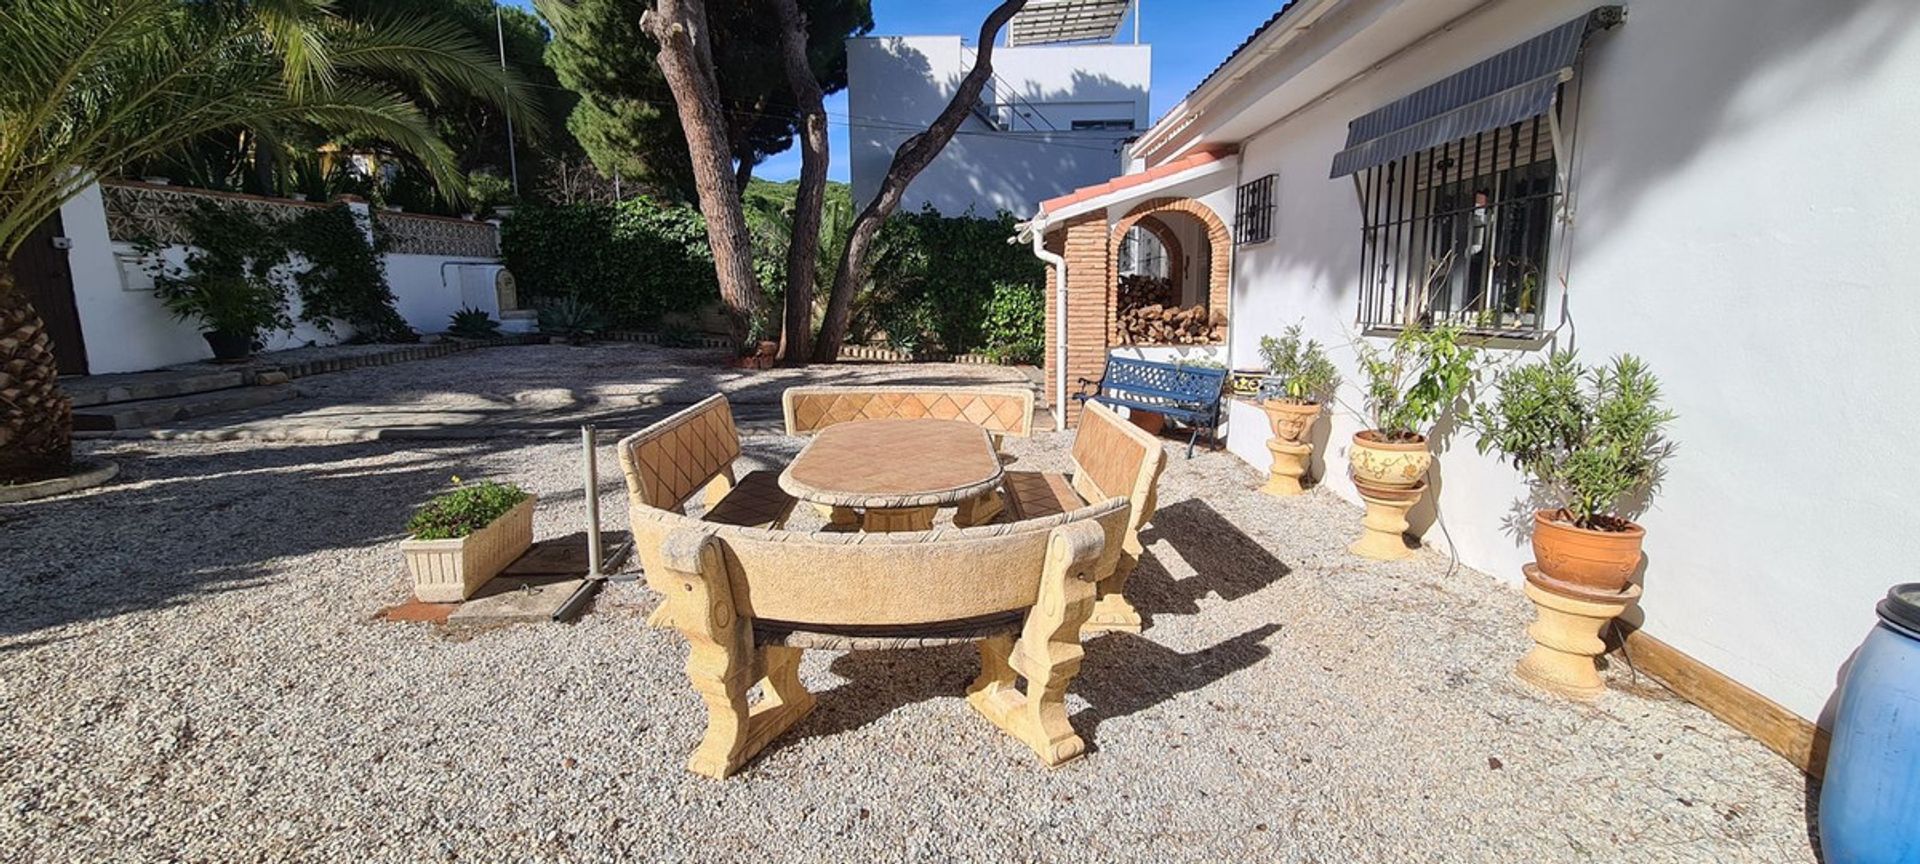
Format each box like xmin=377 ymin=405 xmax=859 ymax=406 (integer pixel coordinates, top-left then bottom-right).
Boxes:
xmin=2 ymin=347 xmax=1815 ymax=862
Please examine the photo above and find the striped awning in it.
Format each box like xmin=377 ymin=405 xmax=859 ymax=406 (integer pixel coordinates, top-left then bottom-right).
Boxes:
xmin=1329 ymin=6 xmax=1624 ymax=178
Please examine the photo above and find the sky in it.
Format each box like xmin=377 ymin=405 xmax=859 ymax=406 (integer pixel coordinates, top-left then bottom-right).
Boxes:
xmin=506 ymin=1 xmax=1280 ymax=184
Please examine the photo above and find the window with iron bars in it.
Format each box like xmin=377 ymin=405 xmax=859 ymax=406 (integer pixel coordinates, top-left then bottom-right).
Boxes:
xmin=1235 ymin=174 xmax=1275 ymax=246
xmin=1355 ymin=115 xmax=1560 ymax=336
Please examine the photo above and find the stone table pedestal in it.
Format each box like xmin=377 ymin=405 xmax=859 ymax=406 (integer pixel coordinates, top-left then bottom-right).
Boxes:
xmin=1349 ymin=477 xmax=1426 ymax=561
xmin=1515 ymin=564 xmax=1643 ymax=701
xmin=1262 ymin=439 xmax=1314 ymax=497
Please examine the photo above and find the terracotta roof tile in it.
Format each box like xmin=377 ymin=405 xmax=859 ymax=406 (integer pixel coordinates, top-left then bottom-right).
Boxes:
xmin=1037 ymin=145 xmax=1238 ymax=215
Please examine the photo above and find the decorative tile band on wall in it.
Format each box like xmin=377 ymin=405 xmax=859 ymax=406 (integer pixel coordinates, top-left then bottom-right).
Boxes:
xmin=102 ymin=181 xmax=320 ymax=244
xmin=382 ymin=212 xmax=499 ymax=257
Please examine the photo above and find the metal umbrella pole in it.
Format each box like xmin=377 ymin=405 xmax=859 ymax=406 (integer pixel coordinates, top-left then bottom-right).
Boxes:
xmin=553 ymin=424 xmax=630 ymax=621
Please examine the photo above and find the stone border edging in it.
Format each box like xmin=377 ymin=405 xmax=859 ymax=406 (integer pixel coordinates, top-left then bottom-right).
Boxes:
xmin=250 ymin=334 xmax=547 ymax=383
xmin=0 ymin=461 xmax=120 ymax=503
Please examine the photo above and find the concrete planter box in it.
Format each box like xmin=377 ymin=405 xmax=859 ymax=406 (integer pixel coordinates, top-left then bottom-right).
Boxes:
xmin=401 ymin=495 xmax=536 ymax=602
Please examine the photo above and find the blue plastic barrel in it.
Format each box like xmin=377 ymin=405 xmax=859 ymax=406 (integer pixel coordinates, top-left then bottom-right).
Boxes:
xmin=1819 ymin=583 xmax=1920 ymax=864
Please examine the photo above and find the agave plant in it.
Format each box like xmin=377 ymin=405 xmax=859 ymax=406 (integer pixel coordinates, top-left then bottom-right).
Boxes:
xmin=0 ymin=0 xmax=536 ymax=482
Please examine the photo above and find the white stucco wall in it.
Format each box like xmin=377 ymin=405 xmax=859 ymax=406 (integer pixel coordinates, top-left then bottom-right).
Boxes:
xmin=847 ymin=36 xmax=1149 ymax=216
xmin=59 ymin=185 xmax=504 ymax=374
xmin=1202 ymin=0 xmax=1920 ymax=723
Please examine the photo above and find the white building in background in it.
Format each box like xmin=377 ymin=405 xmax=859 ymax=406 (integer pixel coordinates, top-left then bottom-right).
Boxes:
xmin=1023 ymin=0 xmax=1920 ymax=769
xmin=845 ymin=0 xmax=1150 ymax=217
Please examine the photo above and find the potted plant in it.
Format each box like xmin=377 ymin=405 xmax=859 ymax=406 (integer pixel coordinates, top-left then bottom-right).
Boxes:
xmin=446 ymin=306 xmax=501 ymax=340
xmin=1472 ymin=352 xmax=1675 ymax=593
xmin=1258 ymin=324 xmax=1340 ymax=443
xmin=400 ymin=478 xmax=536 ymax=602
xmin=1350 ymin=323 xmax=1481 ymax=489
xmin=143 ymin=204 xmax=294 ymax=362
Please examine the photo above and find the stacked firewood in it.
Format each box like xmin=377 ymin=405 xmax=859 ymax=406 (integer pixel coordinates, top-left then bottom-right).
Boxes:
xmin=1115 ymin=273 xmax=1177 ymax=310
xmin=1114 ymin=302 xmax=1228 ymax=345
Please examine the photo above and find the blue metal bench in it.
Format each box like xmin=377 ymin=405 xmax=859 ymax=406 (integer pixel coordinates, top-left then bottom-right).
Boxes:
xmin=1074 ymin=356 xmax=1226 ymax=458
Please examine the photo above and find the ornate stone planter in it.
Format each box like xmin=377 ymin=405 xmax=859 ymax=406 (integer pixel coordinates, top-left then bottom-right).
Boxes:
xmin=1350 ymin=476 xmax=1424 ymax=560
xmin=1532 ymin=510 xmax=1646 ymax=593
xmin=1349 ymin=430 xmax=1431 ymax=489
xmin=401 ymin=495 xmax=536 ymax=602
xmin=1515 ymin=564 xmax=1642 ymax=700
xmin=1260 ymin=400 xmax=1323 ymax=497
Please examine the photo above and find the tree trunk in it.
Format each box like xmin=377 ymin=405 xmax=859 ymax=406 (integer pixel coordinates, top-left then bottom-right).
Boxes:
xmin=0 ymin=263 xmax=75 ymax=483
xmin=770 ymin=0 xmax=828 ymax=365
xmin=642 ymin=0 xmax=764 ymax=345
xmin=812 ymin=0 xmax=1028 ymax=363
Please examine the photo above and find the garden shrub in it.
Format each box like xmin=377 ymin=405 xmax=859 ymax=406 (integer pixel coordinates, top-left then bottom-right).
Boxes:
xmin=862 ymin=207 xmax=1044 ymax=357
xmin=500 ymin=198 xmax=721 ymax=329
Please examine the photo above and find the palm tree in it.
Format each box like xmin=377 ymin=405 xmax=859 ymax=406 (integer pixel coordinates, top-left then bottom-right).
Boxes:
xmin=0 ymin=0 xmax=536 ymax=482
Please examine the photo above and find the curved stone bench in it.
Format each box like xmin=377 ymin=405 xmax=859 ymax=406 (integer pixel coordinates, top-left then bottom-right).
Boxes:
xmin=1003 ymin=401 xmax=1168 ymax=634
xmin=625 ymin=486 xmax=1128 ymax=779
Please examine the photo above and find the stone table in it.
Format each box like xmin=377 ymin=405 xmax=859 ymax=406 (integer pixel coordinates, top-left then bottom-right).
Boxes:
xmin=779 ymin=418 xmax=1003 ymax=531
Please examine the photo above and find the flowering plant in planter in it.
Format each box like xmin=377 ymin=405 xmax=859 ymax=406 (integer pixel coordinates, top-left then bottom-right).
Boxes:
xmin=1471 ymin=352 xmax=1675 ymax=592
xmin=402 ymin=478 xmax=536 ymax=602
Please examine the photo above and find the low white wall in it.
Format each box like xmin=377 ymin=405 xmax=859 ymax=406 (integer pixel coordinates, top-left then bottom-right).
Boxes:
xmin=59 ymin=184 xmax=502 ymax=374
xmin=1209 ymin=0 xmax=1920 ymax=723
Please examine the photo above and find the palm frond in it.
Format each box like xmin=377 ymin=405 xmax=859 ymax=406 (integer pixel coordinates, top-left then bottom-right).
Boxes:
xmin=328 ymin=12 xmax=544 ymax=136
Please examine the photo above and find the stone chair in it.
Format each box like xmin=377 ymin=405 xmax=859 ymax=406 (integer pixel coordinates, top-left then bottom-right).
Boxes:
xmin=781 ymin=385 xmax=1037 ymax=526
xmin=1001 ymin=401 xmax=1168 ymax=635
xmin=622 ymin=495 xmax=1130 ymax=779
xmin=615 ymin=393 xmax=798 ymax=532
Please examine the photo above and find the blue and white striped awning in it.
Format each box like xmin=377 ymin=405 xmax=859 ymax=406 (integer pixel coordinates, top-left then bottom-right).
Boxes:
xmin=1329 ymin=6 xmax=1624 ymax=178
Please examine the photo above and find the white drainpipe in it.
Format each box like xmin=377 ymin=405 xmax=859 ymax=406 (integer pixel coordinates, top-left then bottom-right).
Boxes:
xmin=1029 ymin=222 xmax=1069 ymax=430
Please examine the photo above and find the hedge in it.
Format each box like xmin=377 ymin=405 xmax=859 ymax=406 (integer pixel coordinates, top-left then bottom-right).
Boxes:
xmin=499 ymin=198 xmax=1046 ymax=361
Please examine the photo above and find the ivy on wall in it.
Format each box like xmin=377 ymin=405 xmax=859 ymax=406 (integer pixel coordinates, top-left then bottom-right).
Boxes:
xmin=139 ymin=199 xmax=413 ymax=343
xmin=499 ymin=198 xmax=721 ymax=329
xmin=285 ymin=206 xmax=412 ymax=341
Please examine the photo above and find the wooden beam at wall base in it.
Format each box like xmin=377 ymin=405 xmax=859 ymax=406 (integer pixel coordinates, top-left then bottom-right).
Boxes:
xmin=1615 ymin=628 xmax=1831 ymax=778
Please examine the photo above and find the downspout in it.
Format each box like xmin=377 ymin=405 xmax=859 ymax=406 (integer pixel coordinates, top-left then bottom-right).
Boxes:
xmin=1024 ymin=218 xmax=1069 ymax=430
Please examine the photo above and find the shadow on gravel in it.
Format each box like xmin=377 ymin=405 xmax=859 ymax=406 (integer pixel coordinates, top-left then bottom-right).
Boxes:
xmin=1129 ymin=499 xmax=1292 ymax=620
xmin=1071 ymin=624 xmax=1284 ymax=744
xmin=0 ymin=439 xmax=521 ymax=644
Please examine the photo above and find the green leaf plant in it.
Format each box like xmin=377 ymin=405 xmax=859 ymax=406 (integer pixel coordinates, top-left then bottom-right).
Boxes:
xmin=1471 ymin=352 xmax=1676 ymax=529
xmin=1258 ymin=324 xmax=1340 ymax=404
xmin=1353 ymin=322 xmax=1484 ymax=441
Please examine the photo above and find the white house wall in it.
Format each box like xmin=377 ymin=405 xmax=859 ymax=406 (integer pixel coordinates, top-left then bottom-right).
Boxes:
xmin=1214 ymin=0 xmax=1920 ymax=723
xmin=846 ymin=36 xmax=1148 ymax=216
xmin=58 ymin=185 xmax=503 ymax=375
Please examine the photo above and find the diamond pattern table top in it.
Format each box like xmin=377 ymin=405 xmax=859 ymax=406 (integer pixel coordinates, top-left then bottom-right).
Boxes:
xmin=779 ymin=419 xmax=1004 ymax=509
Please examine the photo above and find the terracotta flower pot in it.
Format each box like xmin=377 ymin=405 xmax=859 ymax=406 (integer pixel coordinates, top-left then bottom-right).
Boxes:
xmin=1349 ymin=430 xmax=1431 ymax=489
xmin=1261 ymin=399 xmax=1322 ymax=444
xmin=1531 ymin=510 xmax=1646 ymax=593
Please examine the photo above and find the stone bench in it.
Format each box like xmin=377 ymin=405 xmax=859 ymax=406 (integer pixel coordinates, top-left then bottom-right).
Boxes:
xmin=1002 ymin=401 xmax=1168 ymax=634
xmin=623 ymin=476 xmax=1129 ymax=778
xmin=615 ymin=394 xmax=797 ymax=532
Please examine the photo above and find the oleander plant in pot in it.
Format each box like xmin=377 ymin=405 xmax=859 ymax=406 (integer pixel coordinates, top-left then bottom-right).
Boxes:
xmin=1350 ymin=323 xmax=1481 ymax=490
xmin=1258 ymin=324 xmax=1340 ymax=443
xmin=400 ymin=478 xmax=536 ymax=602
xmin=1472 ymin=352 xmax=1675 ymax=593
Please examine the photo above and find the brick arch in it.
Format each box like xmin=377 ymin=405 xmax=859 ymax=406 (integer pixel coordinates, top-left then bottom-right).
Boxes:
xmin=1110 ymin=197 xmax=1230 ymax=315
xmin=1128 ymin=215 xmax=1184 ymax=296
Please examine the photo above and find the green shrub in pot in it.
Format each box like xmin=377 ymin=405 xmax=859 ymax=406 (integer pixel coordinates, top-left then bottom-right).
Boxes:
xmin=1471 ymin=351 xmax=1675 ymax=592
